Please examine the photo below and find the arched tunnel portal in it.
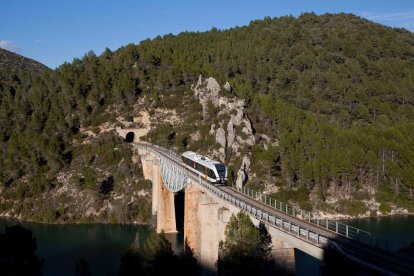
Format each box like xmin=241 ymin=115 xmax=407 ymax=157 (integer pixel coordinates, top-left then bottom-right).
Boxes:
xmin=125 ymin=132 xmax=135 ymax=143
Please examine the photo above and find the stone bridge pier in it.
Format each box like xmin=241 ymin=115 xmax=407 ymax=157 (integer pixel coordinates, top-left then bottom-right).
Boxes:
xmin=184 ymin=182 xmax=296 ymax=274
xmin=138 ymin=148 xmax=177 ymax=233
xmin=184 ymin=183 xmax=229 ymax=270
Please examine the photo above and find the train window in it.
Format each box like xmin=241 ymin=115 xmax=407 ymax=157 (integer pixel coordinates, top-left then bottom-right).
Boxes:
xmin=214 ymin=164 xmax=226 ymax=177
xmin=196 ymin=163 xmax=204 ymax=173
xmin=208 ymin=168 xmax=216 ymax=178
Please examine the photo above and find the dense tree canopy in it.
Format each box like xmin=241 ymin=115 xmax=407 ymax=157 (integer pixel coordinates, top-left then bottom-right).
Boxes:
xmin=0 ymin=12 xmax=413 ymax=219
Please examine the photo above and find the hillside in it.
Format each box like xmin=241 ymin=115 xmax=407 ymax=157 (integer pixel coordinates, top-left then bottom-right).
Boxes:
xmin=0 ymin=48 xmax=49 ymax=83
xmin=0 ymin=13 xmax=413 ymax=223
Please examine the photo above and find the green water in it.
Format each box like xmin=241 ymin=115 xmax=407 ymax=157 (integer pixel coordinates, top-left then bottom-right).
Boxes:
xmin=0 ymin=220 xmax=153 ymax=276
xmin=1 ymin=215 xmax=413 ymax=275
xmin=344 ymin=215 xmax=414 ymax=251
xmin=295 ymin=215 xmax=414 ymax=275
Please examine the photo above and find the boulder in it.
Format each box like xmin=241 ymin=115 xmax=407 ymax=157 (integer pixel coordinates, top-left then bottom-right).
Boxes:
xmin=223 ymin=82 xmax=232 ymax=92
xmin=206 ymin=77 xmax=221 ymax=98
xmin=209 ymin=124 xmax=216 ymax=136
xmin=236 ymin=156 xmax=251 ymax=189
xmin=190 ymin=131 xmax=201 ymax=141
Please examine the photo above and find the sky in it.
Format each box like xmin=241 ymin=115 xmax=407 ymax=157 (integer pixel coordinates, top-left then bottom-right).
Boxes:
xmin=1 ymin=0 xmax=413 ymax=69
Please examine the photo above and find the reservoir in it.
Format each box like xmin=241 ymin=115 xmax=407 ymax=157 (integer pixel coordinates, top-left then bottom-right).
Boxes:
xmin=294 ymin=215 xmax=414 ymax=275
xmin=1 ymin=215 xmax=414 ymax=275
xmin=0 ymin=220 xmax=155 ymax=276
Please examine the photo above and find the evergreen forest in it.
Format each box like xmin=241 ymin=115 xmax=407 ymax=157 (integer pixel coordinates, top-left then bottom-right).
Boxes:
xmin=0 ymin=13 xmax=413 ymax=221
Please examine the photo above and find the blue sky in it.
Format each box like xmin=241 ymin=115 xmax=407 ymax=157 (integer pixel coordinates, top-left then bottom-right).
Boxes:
xmin=1 ymin=0 xmax=413 ymax=68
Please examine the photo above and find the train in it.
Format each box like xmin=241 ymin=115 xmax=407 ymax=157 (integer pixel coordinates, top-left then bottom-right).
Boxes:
xmin=182 ymin=151 xmax=227 ymax=184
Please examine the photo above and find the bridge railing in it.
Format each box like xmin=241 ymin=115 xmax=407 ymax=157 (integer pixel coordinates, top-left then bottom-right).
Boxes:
xmin=188 ymin=172 xmax=327 ymax=247
xmin=136 ymin=142 xmax=390 ymax=251
xmin=235 ymin=185 xmax=390 ymax=250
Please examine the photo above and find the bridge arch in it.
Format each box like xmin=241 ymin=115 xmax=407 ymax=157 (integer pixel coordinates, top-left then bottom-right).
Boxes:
xmin=125 ymin=132 xmax=135 ymax=143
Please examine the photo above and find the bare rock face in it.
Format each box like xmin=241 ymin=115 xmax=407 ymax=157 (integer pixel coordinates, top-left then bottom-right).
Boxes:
xmin=192 ymin=75 xmax=221 ymax=118
xmin=227 ymin=119 xmax=235 ymax=148
xmin=233 ymin=109 xmax=244 ymax=126
xmin=206 ymin=77 xmax=221 ymax=97
xmin=190 ymin=130 xmax=201 ymax=141
xmin=215 ymin=127 xmax=227 ymax=149
xmin=231 ymin=142 xmax=241 ymax=156
xmin=242 ymin=118 xmax=253 ymax=133
xmin=196 ymin=75 xmax=203 ymax=87
xmin=192 ymin=76 xmax=257 ymax=187
xmin=209 ymin=124 xmax=216 ymax=136
xmin=236 ymin=156 xmax=251 ymax=189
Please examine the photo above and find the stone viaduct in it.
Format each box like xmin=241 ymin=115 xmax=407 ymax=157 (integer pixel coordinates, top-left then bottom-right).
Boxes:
xmin=136 ymin=144 xmax=305 ymax=274
xmin=115 ymin=138 xmax=414 ymax=275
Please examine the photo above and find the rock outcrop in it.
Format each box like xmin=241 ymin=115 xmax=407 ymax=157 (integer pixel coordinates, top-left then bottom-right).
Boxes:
xmin=192 ymin=75 xmax=256 ymax=186
xmin=192 ymin=76 xmax=221 ymax=118
xmin=236 ymin=156 xmax=251 ymax=189
xmin=223 ymin=82 xmax=232 ymax=92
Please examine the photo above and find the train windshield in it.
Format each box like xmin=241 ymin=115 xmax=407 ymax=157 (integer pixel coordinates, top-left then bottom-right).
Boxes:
xmin=214 ymin=164 xmax=226 ymax=177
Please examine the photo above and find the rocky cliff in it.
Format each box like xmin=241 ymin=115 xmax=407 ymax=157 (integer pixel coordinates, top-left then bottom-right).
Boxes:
xmin=192 ymin=75 xmax=257 ymax=188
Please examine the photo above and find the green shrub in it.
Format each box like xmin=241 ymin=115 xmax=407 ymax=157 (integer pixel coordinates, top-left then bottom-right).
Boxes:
xmin=135 ymin=179 xmax=152 ymax=190
xmin=337 ymin=199 xmax=367 ymax=216
xmin=270 ymin=186 xmax=312 ymax=211
xmin=379 ymin=202 xmax=391 ymax=214
xmin=352 ymin=190 xmax=370 ymax=201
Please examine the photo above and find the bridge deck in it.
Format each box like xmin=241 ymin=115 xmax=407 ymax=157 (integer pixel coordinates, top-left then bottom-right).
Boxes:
xmin=221 ymin=185 xmax=414 ymax=275
xmin=137 ymin=143 xmax=414 ymax=275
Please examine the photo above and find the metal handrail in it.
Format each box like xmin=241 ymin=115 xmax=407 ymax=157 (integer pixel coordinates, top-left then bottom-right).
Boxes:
xmin=233 ymin=185 xmax=393 ymax=248
xmin=135 ymin=142 xmax=391 ymax=251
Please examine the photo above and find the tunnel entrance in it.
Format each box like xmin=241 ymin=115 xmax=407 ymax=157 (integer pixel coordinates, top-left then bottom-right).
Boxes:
xmin=125 ymin=132 xmax=134 ymax=143
xmin=174 ymin=190 xmax=185 ymax=233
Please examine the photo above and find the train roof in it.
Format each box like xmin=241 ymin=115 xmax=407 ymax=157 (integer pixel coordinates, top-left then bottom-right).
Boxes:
xmin=182 ymin=151 xmax=222 ymax=165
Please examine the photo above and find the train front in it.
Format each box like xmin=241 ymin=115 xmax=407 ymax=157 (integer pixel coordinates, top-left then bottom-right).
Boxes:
xmin=214 ymin=163 xmax=227 ymax=184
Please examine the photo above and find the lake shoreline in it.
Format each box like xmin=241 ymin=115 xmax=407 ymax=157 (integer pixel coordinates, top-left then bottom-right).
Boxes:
xmin=315 ymin=210 xmax=414 ymax=221
xmin=2 ymin=210 xmax=413 ymax=228
xmin=0 ymin=213 xmax=151 ymax=227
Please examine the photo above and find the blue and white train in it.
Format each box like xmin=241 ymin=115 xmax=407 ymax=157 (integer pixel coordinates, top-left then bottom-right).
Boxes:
xmin=182 ymin=151 xmax=227 ymax=184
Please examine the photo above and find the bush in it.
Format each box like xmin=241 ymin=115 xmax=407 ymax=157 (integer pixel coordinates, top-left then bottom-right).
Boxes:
xmin=128 ymin=199 xmax=152 ymax=223
xmin=135 ymin=179 xmax=152 ymax=190
xmin=82 ymin=167 xmax=96 ymax=190
xmin=379 ymin=202 xmax=391 ymax=214
xmin=352 ymin=190 xmax=370 ymax=201
xmin=337 ymin=199 xmax=367 ymax=216
xmin=270 ymin=186 xmax=312 ymax=211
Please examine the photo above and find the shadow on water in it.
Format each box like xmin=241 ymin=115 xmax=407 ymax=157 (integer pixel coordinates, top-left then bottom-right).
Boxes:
xmin=295 ymin=249 xmax=323 ymax=276
xmin=0 ymin=219 xmax=152 ymax=276
xmin=3 ymin=215 xmax=413 ymax=275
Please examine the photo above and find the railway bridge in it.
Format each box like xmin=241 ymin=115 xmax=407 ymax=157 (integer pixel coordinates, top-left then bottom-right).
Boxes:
xmin=133 ymin=142 xmax=414 ymax=275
